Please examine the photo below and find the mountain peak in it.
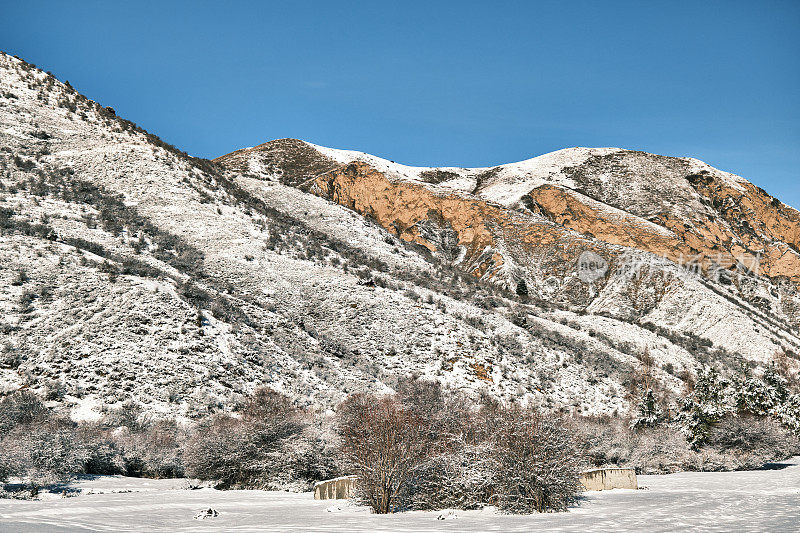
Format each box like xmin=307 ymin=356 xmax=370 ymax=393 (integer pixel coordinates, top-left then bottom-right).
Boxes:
xmin=2 ymin=51 xmax=799 ymax=423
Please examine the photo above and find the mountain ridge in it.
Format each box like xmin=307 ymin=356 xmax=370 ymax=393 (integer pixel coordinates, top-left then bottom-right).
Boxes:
xmin=1 ymin=51 xmax=798 ymax=423
xmin=217 ymin=139 xmax=800 ymax=360
xmin=217 ymin=138 xmax=800 ymax=292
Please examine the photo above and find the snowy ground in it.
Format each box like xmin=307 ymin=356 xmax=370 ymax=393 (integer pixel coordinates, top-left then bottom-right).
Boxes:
xmin=1 ymin=457 xmax=798 ymax=532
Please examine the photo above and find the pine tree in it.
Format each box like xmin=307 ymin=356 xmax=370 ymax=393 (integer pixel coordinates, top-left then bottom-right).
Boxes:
xmin=515 ymin=279 xmax=528 ymax=297
xmin=773 ymin=394 xmax=800 ymax=434
xmin=762 ymin=363 xmax=790 ymax=409
xmin=731 ymin=363 xmax=790 ymax=417
xmin=678 ymin=366 xmax=731 ymax=448
xmin=631 ymin=389 xmax=664 ymax=429
xmin=731 ymin=372 xmax=770 ymax=416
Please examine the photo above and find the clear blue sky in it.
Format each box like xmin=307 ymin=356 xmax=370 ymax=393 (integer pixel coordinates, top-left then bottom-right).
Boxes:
xmin=2 ymin=0 xmax=798 ymax=207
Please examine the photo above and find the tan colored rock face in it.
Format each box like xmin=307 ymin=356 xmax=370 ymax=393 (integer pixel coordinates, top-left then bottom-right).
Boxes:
xmin=526 ymin=184 xmax=685 ymax=257
xmin=309 ymin=162 xmax=498 ymax=269
xmin=306 ymin=160 xmax=800 ymax=291
xmin=215 ymin=140 xmax=800 ymax=326
xmin=305 ymin=161 xmax=616 ymax=286
xmin=687 ymin=174 xmax=800 ymax=282
xmin=527 ymin=181 xmax=800 ymax=284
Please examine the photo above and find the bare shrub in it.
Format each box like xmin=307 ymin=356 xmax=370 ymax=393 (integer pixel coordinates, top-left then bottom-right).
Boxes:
xmin=0 ymin=390 xmax=336 ymax=489
xmin=0 ymin=391 xmax=48 ymax=434
xmin=573 ymin=413 xmax=800 ymax=474
xmin=79 ymin=426 xmax=126 ymax=476
xmin=395 ymin=377 xmax=469 ymax=440
xmin=1 ymin=419 xmax=90 ymax=486
xmin=407 ymin=441 xmax=500 ymax=510
xmin=338 ymin=382 xmax=582 ymax=514
xmin=338 ymin=393 xmax=431 ymax=513
xmin=183 ymin=388 xmax=326 ymax=489
xmin=113 ymin=420 xmax=185 ymax=478
xmin=474 ymin=402 xmax=582 ymax=513
xmin=706 ymin=415 xmax=799 ymax=468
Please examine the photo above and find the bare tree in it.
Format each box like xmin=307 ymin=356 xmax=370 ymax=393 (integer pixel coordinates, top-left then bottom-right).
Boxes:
xmin=338 ymin=393 xmax=431 ymax=513
xmin=337 ymin=382 xmax=583 ymax=514
xmin=183 ymin=388 xmax=311 ymax=488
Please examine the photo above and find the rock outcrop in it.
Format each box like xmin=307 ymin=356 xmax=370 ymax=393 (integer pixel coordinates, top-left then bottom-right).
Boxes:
xmin=216 ymin=140 xmax=800 ymax=333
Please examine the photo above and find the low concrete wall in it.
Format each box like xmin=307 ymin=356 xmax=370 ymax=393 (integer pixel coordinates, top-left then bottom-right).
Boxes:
xmin=313 ymin=476 xmax=357 ymax=500
xmin=315 ymin=469 xmax=636 ymax=498
xmin=580 ymin=468 xmax=638 ymax=491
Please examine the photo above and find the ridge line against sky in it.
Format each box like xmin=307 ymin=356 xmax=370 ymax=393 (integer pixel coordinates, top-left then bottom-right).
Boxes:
xmin=1 ymin=0 xmax=798 ymax=208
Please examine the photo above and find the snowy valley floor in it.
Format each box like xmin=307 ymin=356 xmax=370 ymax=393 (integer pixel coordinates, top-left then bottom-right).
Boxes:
xmin=1 ymin=457 xmax=799 ymax=533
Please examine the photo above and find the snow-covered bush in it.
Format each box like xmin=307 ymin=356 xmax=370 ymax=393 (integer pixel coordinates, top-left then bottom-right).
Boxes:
xmin=679 ymin=363 xmax=800 ymax=445
xmin=338 ymin=380 xmax=582 ymax=514
xmin=113 ymin=420 xmax=185 ymax=478
xmin=76 ymin=404 xmax=186 ymax=478
xmin=79 ymin=427 xmax=126 ymax=476
xmin=0 ymin=390 xmax=48 ymax=434
xmin=183 ymin=388 xmax=330 ymax=489
xmin=576 ymin=397 xmax=800 ymax=475
xmin=1 ymin=389 xmax=338 ymax=490
xmin=407 ymin=441 xmax=501 ymax=510
xmin=706 ymin=415 xmax=797 ymax=464
xmin=0 ymin=393 xmax=92 ymax=487
xmin=0 ymin=449 xmax=12 ymax=483
xmin=2 ymin=420 xmax=91 ymax=486
xmin=0 ymin=393 xmax=97 ymax=484
xmin=479 ymin=403 xmax=582 ymax=513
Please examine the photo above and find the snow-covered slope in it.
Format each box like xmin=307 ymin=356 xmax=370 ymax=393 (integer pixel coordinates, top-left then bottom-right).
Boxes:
xmin=217 ymin=139 xmax=800 ymax=363
xmin=2 ymin=51 xmax=798 ymax=422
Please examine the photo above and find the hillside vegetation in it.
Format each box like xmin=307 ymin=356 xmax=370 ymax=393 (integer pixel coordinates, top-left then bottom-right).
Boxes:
xmin=0 ymin=50 xmax=798 ymax=432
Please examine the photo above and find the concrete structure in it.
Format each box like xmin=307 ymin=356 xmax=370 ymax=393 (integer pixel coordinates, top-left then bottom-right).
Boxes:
xmin=313 ymin=476 xmax=357 ymax=500
xmin=580 ymin=468 xmax=638 ymax=491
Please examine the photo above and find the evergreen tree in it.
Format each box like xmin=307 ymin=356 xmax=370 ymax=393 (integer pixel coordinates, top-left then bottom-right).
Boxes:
xmin=731 ymin=371 xmax=770 ymax=416
xmin=762 ymin=363 xmax=790 ymax=409
xmin=773 ymin=394 xmax=800 ymax=434
xmin=631 ymin=389 xmax=664 ymax=429
xmin=731 ymin=363 xmax=790 ymax=417
xmin=515 ymin=279 xmax=528 ymax=297
xmin=678 ymin=366 xmax=731 ymax=448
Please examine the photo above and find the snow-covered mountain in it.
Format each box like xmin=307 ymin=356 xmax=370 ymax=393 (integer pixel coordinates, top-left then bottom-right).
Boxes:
xmin=1 ymin=51 xmax=798 ymax=422
xmin=217 ymin=139 xmax=800 ymax=357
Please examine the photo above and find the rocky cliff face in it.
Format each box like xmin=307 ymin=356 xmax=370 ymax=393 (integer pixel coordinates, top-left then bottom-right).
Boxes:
xmin=216 ymin=140 xmax=800 ymax=362
xmin=218 ymin=141 xmax=800 ymax=287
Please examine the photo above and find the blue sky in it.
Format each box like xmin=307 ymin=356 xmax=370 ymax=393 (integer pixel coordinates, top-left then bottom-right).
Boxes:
xmin=2 ymin=0 xmax=798 ymax=207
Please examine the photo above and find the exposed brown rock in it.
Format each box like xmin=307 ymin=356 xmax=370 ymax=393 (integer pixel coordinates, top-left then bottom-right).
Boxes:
xmin=216 ymin=140 xmax=800 ymax=323
xmin=304 ymin=161 xmax=616 ymax=289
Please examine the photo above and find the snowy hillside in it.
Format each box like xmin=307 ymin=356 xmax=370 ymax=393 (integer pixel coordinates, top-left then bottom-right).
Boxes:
xmin=218 ymin=139 xmax=800 ymax=363
xmin=1 ymin=51 xmax=799 ymax=423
